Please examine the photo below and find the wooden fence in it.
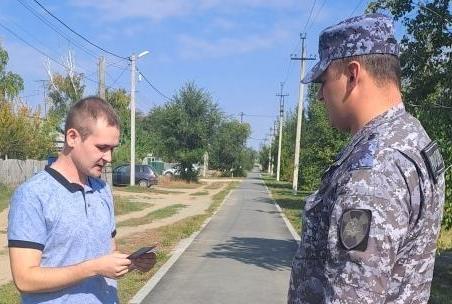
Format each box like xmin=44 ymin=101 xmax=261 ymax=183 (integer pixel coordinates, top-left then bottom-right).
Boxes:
xmin=0 ymin=159 xmax=112 ymax=187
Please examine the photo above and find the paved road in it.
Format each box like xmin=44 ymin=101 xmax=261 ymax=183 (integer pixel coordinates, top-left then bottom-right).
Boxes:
xmin=141 ymin=171 xmax=299 ymax=304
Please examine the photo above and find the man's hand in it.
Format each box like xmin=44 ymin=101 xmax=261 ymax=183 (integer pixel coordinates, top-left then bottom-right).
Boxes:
xmin=90 ymin=252 xmax=132 ymax=279
xmin=129 ymin=252 xmax=157 ymax=272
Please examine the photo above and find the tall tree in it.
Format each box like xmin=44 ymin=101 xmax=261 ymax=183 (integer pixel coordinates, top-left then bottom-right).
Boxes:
xmin=146 ymin=82 xmax=222 ymax=181
xmin=368 ymin=0 xmax=452 ymax=228
xmin=0 ymin=45 xmax=24 ymax=100
xmin=209 ymin=120 xmax=251 ymax=176
xmin=47 ymin=72 xmax=85 ymax=121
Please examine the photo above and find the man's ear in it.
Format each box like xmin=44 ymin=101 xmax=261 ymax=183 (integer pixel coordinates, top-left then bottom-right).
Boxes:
xmin=346 ymin=61 xmax=360 ymax=91
xmin=65 ymin=128 xmax=81 ymax=148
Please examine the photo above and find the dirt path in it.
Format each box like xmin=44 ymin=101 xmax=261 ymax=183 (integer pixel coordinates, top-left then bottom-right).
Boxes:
xmin=0 ymin=180 xmax=231 ymax=285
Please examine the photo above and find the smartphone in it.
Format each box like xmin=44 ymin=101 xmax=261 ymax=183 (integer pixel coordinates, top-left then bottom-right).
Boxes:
xmin=127 ymin=246 xmax=157 ymax=259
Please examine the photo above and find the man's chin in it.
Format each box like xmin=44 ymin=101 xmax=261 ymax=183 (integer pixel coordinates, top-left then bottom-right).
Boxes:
xmin=89 ymin=167 xmax=103 ymax=178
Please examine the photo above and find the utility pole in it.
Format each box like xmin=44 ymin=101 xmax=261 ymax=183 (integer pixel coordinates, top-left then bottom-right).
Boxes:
xmin=130 ymin=54 xmax=137 ymax=186
xmin=271 ymin=121 xmax=277 ymax=175
xmin=291 ymin=33 xmax=316 ymax=194
xmin=34 ymin=80 xmax=48 ymax=117
xmin=98 ymin=56 xmax=106 ymax=99
xmin=276 ymin=82 xmax=288 ymax=181
xmin=239 ymin=112 xmax=244 ymax=123
xmin=268 ymin=129 xmax=273 ymax=174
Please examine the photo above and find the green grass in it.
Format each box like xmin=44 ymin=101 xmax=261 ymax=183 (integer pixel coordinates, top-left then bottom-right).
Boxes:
xmin=114 ymin=195 xmax=151 ymax=216
xmin=0 ymin=184 xmax=13 ymax=213
xmin=117 ymin=204 xmax=186 ymax=227
xmin=204 ymin=182 xmax=225 ymax=190
xmin=158 ymin=181 xmax=204 ymax=189
xmin=114 ymin=186 xmax=183 ymax=195
xmin=190 ymin=191 xmax=209 ymax=196
xmin=0 ymin=282 xmax=19 ymax=304
xmin=261 ymin=175 xmax=309 ymax=232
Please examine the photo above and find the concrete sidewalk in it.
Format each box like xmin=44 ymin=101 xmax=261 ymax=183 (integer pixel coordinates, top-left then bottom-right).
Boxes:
xmin=138 ymin=171 xmax=299 ymax=304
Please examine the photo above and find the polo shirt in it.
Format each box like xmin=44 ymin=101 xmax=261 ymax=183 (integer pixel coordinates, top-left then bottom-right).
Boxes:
xmin=8 ymin=166 xmax=118 ymax=304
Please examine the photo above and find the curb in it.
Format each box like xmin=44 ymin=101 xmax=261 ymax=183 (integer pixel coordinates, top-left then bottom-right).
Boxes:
xmin=261 ymin=174 xmax=300 ymax=242
xmin=129 ymin=185 xmax=237 ymax=304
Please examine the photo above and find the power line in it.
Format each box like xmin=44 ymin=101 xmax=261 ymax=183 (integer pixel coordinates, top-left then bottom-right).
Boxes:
xmin=136 ymin=68 xmax=172 ymax=102
xmin=308 ymin=0 xmax=329 ymax=31
xmin=303 ymin=0 xmax=318 ymax=33
xmin=15 ymin=0 xmax=98 ymax=60
xmin=31 ymin=0 xmax=129 ymax=61
xmin=349 ymin=0 xmax=367 ymax=17
xmin=0 ymin=21 xmax=125 ymax=94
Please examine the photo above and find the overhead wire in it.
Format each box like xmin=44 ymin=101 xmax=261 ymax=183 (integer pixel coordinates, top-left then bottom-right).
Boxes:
xmin=136 ymin=68 xmax=172 ymax=102
xmin=349 ymin=0 xmax=367 ymax=17
xmin=15 ymin=0 xmax=98 ymax=60
xmin=303 ymin=0 xmax=318 ymax=33
xmin=31 ymin=0 xmax=129 ymax=61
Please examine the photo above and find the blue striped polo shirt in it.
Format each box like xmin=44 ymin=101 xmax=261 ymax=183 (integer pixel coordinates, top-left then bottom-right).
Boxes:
xmin=8 ymin=166 xmax=118 ymax=303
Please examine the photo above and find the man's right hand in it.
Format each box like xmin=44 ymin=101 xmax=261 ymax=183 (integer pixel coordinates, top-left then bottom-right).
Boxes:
xmin=90 ymin=252 xmax=132 ymax=279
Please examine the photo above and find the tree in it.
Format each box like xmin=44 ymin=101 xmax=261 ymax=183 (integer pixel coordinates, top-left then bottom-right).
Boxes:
xmin=368 ymin=0 xmax=452 ymax=228
xmin=298 ymin=85 xmax=349 ymax=191
xmin=0 ymin=46 xmax=24 ymax=100
xmin=146 ymin=82 xmax=222 ymax=181
xmin=0 ymin=101 xmax=57 ymax=160
xmin=209 ymin=120 xmax=251 ymax=176
xmin=47 ymin=72 xmax=85 ymax=121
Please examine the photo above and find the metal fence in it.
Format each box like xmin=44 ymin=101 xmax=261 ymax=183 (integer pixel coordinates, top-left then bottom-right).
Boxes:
xmin=0 ymin=159 xmax=113 ymax=187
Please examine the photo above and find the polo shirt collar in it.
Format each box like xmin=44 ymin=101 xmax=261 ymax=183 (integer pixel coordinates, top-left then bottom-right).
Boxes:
xmin=45 ymin=165 xmax=89 ymax=193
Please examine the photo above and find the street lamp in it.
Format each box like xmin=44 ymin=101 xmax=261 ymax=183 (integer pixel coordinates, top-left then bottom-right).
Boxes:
xmin=130 ymin=50 xmax=149 ymax=186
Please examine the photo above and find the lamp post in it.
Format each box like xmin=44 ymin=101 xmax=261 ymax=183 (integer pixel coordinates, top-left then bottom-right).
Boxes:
xmin=130 ymin=50 xmax=149 ymax=186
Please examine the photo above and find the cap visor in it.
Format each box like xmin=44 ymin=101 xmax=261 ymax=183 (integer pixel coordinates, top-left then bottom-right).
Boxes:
xmin=302 ymin=59 xmax=329 ymax=84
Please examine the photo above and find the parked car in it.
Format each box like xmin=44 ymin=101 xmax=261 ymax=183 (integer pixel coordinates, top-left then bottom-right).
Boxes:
xmin=113 ymin=164 xmax=158 ymax=187
xmin=162 ymin=163 xmax=200 ymax=178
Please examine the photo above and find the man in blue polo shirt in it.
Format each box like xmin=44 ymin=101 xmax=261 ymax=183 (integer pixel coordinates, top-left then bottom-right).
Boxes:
xmin=8 ymin=96 xmax=156 ymax=303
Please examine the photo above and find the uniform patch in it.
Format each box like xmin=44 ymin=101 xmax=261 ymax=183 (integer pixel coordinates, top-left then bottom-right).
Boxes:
xmin=421 ymin=141 xmax=445 ymax=184
xmin=339 ymin=209 xmax=371 ymax=251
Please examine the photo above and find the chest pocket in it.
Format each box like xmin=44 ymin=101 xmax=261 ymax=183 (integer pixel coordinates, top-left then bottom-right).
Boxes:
xmin=300 ymin=192 xmax=331 ymax=260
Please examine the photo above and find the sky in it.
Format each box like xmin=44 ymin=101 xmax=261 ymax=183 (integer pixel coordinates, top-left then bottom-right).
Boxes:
xmin=0 ymin=0 xmax=384 ymax=151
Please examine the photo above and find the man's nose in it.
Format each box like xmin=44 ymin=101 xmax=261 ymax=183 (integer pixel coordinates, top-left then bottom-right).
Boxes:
xmin=103 ymin=149 xmax=112 ymax=163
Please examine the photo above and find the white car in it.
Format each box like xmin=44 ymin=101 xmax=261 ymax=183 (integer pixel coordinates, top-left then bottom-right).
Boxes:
xmin=162 ymin=164 xmax=200 ymax=178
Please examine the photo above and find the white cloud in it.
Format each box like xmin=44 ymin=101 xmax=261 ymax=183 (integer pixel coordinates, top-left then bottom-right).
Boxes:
xmin=178 ymin=28 xmax=289 ymax=59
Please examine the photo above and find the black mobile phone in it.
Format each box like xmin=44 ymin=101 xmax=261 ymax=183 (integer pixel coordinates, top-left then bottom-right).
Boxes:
xmin=127 ymin=246 xmax=157 ymax=259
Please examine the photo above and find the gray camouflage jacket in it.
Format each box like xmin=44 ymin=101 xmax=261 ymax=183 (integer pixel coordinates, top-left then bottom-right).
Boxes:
xmin=288 ymin=103 xmax=445 ymax=304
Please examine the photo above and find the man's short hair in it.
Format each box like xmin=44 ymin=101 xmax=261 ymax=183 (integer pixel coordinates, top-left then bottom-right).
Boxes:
xmin=64 ymin=96 xmax=120 ymax=141
xmin=331 ymin=54 xmax=401 ymax=89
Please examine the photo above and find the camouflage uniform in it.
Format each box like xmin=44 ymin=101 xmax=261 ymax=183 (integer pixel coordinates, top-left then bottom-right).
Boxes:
xmin=288 ymin=14 xmax=446 ymax=304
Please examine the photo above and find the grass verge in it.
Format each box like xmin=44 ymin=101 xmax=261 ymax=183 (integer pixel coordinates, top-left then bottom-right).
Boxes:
xmin=190 ymin=191 xmax=209 ymax=196
xmin=0 ymin=184 xmax=13 ymax=213
xmin=114 ymin=186 xmax=183 ymax=195
xmin=117 ymin=204 xmax=186 ymax=227
xmin=114 ymin=196 xmax=150 ymax=216
xmin=261 ymin=174 xmax=309 ymax=232
xmin=204 ymin=182 xmax=225 ymax=190
xmin=0 ymin=282 xmax=19 ymax=304
xmin=157 ymin=180 xmax=204 ymax=189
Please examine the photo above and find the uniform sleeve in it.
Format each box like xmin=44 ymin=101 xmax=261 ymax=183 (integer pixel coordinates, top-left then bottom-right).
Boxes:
xmin=8 ymin=185 xmax=47 ymax=251
xmin=326 ymin=150 xmax=413 ymax=303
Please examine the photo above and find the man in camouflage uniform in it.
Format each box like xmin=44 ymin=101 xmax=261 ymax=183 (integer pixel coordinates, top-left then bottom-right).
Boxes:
xmin=288 ymin=13 xmax=446 ymax=303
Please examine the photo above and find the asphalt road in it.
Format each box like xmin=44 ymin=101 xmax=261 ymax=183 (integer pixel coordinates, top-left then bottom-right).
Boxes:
xmin=141 ymin=171 xmax=299 ymax=304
